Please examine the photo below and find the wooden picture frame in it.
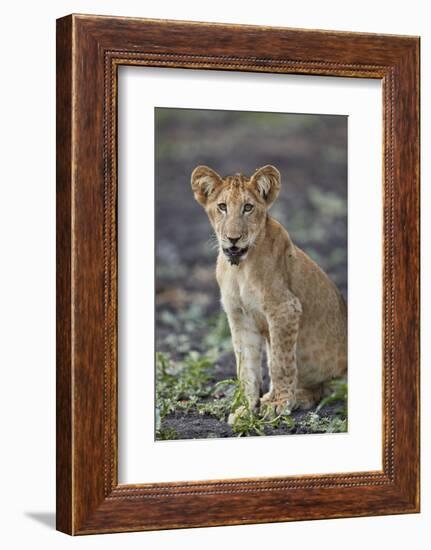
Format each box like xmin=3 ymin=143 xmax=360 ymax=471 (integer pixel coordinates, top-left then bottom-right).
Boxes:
xmin=56 ymin=14 xmax=420 ymax=535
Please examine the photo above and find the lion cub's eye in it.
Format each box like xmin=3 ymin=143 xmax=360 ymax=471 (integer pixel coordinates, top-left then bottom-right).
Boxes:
xmin=217 ymin=203 xmax=227 ymax=212
xmin=243 ymin=203 xmax=254 ymax=213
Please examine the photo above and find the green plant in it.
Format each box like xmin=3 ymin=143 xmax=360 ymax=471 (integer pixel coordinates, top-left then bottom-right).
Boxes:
xmin=315 ymin=379 xmax=348 ymax=415
xmin=231 ymin=405 xmax=295 ymax=437
xmin=155 ymin=351 xmax=214 ymax=439
xmin=156 ymin=426 xmax=178 ymax=440
xmin=226 ymin=380 xmax=295 ymax=437
xmin=297 ymin=410 xmax=347 ymax=434
xmin=155 ymin=323 xmax=348 ymax=439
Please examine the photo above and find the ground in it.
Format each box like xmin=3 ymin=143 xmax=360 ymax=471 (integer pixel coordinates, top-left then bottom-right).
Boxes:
xmin=155 ymin=305 xmax=347 ymax=440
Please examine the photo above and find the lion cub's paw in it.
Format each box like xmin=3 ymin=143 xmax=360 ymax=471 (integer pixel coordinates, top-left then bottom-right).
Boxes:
xmin=260 ymin=392 xmax=295 ymax=417
xmin=227 ymin=405 xmax=248 ymax=426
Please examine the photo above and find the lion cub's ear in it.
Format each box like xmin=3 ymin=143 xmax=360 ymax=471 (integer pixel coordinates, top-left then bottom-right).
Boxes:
xmin=191 ymin=165 xmax=223 ymax=206
xmin=250 ymin=165 xmax=281 ymax=207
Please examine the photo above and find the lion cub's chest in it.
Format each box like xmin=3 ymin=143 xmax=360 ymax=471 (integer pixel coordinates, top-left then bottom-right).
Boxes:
xmin=218 ymin=267 xmax=268 ymax=333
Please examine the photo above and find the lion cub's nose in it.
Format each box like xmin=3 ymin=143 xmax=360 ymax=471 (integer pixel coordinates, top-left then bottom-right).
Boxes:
xmin=227 ymin=236 xmax=241 ymax=246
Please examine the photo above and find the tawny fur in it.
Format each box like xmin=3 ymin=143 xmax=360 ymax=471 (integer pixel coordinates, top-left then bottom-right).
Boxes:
xmin=191 ymin=165 xmax=347 ymax=419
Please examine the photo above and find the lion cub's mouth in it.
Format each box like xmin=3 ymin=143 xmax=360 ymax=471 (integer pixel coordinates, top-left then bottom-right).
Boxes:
xmin=223 ymin=246 xmax=249 ymax=265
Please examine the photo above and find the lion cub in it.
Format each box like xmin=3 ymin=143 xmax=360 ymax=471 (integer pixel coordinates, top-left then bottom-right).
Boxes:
xmin=191 ymin=165 xmax=347 ymax=419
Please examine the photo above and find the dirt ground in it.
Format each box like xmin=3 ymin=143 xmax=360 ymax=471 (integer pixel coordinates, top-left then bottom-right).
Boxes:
xmin=154 ymin=108 xmax=347 ymax=440
xmin=162 ymin=370 xmax=346 ymax=440
xmin=162 ymin=403 xmax=346 ymax=440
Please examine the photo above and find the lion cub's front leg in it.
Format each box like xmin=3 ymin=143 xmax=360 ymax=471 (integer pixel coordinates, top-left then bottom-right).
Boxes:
xmin=261 ymin=296 xmax=302 ymax=416
xmin=225 ymin=309 xmax=263 ymax=423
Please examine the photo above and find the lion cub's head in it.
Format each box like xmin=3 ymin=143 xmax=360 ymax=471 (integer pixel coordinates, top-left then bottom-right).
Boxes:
xmin=191 ymin=165 xmax=281 ymax=265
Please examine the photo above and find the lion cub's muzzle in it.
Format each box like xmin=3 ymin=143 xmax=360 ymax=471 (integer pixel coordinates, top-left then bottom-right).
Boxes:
xmin=223 ymin=245 xmax=249 ymax=266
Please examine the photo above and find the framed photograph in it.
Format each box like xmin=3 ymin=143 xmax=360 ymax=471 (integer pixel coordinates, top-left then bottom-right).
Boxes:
xmin=56 ymin=14 xmax=420 ymax=534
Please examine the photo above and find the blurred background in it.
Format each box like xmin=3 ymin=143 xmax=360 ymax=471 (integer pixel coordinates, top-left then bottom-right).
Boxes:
xmin=155 ymin=107 xmax=347 ymax=439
